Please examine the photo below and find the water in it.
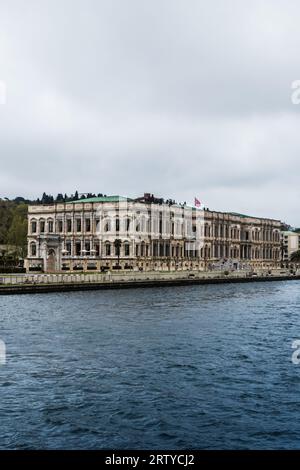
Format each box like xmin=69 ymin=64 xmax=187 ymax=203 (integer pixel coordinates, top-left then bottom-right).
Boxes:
xmin=0 ymin=281 xmax=300 ymax=449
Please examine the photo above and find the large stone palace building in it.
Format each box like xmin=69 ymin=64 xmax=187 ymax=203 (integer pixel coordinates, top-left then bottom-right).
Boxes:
xmin=25 ymin=193 xmax=282 ymax=273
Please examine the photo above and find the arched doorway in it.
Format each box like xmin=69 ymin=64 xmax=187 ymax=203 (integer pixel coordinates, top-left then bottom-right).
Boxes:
xmin=47 ymin=249 xmax=56 ymax=272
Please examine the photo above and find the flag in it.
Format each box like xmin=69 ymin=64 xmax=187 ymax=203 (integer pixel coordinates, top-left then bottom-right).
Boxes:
xmin=194 ymin=197 xmax=201 ymax=208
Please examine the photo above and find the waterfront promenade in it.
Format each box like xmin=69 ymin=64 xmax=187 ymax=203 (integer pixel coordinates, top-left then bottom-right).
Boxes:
xmin=0 ymin=269 xmax=299 ymax=295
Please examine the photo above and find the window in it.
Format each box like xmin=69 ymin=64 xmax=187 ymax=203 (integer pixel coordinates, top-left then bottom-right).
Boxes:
xmin=76 ymin=219 xmax=82 ymax=232
xmin=57 ymin=220 xmax=63 ymax=232
xmin=75 ymin=242 xmax=81 ymax=256
xmin=67 ymin=219 xmax=72 ymax=232
xmin=85 ymin=218 xmax=91 ymax=232
xmin=31 ymin=243 xmax=37 ymax=256
xmin=85 ymin=241 xmax=90 ymax=254
xmin=105 ymin=243 xmax=111 ymax=256
xmin=104 ymin=220 xmax=111 ymax=232
xmin=40 ymin=221 xmax=45 ymax=233
xmin=126 ymin=218 xmax=130 ymax=231
xmin=116 ymin=218 xmax=120 ymax=232
xmin=124 ymin=244 xmax=130 ymax=256
xmin=31 ymin=221 xmax=37 ymax=233
xmin=66 ymin=241 xmax=71 ymax=255
xmin=48 ymin=220 xmax=54 ymax=233
xmin=95 ymin=243 xmax=100 ymax=256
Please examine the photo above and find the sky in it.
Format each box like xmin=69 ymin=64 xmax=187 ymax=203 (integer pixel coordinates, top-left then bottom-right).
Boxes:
xmin=0 ymin=0 xmax=300 ymax=225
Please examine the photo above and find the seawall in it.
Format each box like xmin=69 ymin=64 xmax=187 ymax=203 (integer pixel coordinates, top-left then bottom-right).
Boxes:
xmin=0 ymin=271 xmax=299 ymax=295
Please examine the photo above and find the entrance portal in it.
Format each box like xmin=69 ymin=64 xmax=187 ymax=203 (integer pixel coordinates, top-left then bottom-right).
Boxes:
xmin=46 ymin=249 xmax=56 ymax=272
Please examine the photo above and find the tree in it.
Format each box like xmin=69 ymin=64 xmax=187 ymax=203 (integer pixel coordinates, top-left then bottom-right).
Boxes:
xmin=7 ymin=204 xmax=28 ymax=258
xmin=41 ymin=193 xmax=54 ymax=204
xmin=291 ymin=250 xmax=300 ymax=262
xmin=56 ymin=193 xmax=64 ymax=202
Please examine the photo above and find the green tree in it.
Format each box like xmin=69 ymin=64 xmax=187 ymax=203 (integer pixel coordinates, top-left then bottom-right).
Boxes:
xmin=7 ymin=204 xmax=28 ymax=258
xmin=291 ymin=250 xmax=300 ymax=262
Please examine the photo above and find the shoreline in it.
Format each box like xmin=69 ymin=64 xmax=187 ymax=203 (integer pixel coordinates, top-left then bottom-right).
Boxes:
xmin=0 ymin=273 xmax=299 ymax=295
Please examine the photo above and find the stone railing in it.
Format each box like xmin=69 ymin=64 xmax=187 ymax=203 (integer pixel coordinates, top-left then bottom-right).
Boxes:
xmin=0 ymin=268 xmax=293 ymax=286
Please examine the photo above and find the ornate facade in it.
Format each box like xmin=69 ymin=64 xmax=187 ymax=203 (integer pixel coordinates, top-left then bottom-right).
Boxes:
xmin=25 ymin=194 xmax=282 ymax=273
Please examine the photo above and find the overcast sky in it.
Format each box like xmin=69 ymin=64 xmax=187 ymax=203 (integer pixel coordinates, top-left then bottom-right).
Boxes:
xmin=0 ymin=0 xmax=300 ymax=225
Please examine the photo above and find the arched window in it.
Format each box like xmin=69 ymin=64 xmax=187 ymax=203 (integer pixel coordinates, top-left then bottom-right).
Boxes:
xmin=124 ymin=243 xmax=130 ymax=256
xmin=105 ymin=243 xmax=111 ymax=256
xmin=39 ymin=219 xmax=45 ymax=233
xmin=31 ymin=220 xmax=37 ymax=234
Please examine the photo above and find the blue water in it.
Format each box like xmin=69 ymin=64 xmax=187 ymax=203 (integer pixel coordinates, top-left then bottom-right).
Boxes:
xmin=1 ymin=281 xmax=300 ymax=449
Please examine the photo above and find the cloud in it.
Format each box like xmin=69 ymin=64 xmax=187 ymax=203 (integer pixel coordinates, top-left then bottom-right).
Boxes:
xmin=0 ymin=0 xmax=300 ymax=225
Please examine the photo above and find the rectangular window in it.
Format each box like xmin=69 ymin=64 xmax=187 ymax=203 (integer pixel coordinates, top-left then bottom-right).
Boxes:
xmin=48 ymin=221 xmax=53 ymax=233
xmin=85 ymin=241 xmax=90 ymax=254
xmin=125 ymin=244 xmax=130 ymax=256
xmin=75 ymin=242 xmax=81 ymax=256
xmin=57 ymin=220 xmax=63 ymax=232
xmin=40 ymin=221 xmax=45 ymax=233
xmin=85 ymin=218 xmax=91 ymax=232
xmin=67 ymin=219 xmax=72 ymax=232
xmin=66 ymin=241 xmax=71 ymax=255
xmin=76 ymin=219 xmax=81 ymax=232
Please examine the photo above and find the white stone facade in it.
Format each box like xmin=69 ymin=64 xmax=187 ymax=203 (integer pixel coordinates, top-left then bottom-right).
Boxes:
xmin=25 ymin=195 xmax=282 ymax=273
